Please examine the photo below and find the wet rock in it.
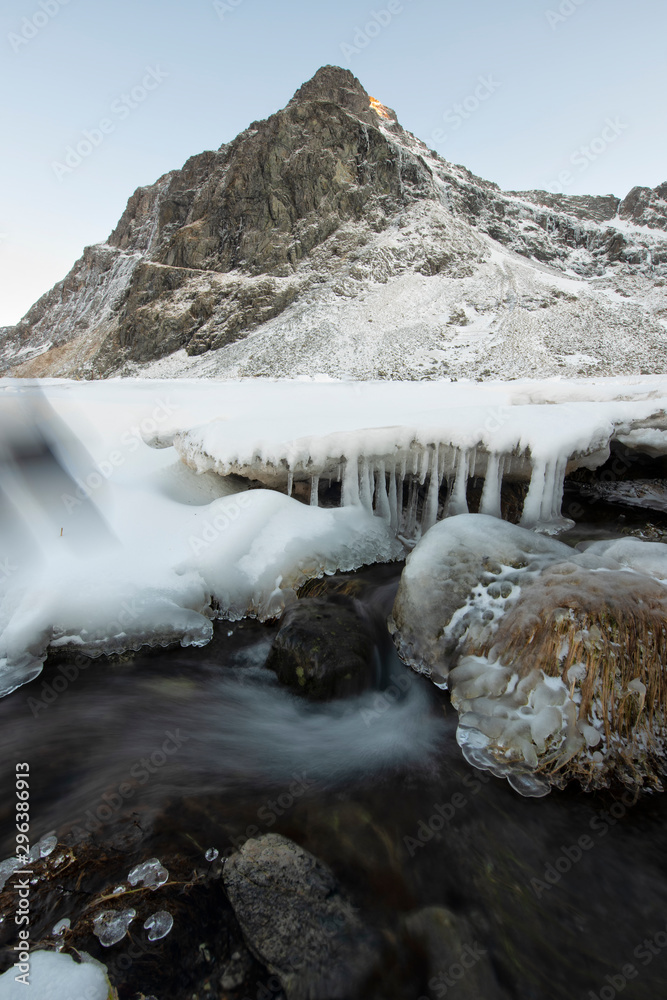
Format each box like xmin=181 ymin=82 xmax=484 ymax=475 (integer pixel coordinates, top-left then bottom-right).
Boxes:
xmin=404 ymin=906 xmax=507 ymax=1000
xmin=222 ymin=833 xmax=380 ymax=999
xmin=265 ymin=596 xmax=377 ymax=699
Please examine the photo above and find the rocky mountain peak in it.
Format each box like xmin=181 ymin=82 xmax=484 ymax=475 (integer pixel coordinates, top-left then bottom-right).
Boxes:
xmin=289 ymin=65 xmax=371 ymax=117
xmin=2 ymin=66 xmax=667 ymax=382
xmin=288 ymin=65 xmax=399 ymax=127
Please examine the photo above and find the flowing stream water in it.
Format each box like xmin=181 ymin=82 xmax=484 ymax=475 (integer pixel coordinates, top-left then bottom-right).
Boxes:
xmin=1 ymin=510 xmax=667 ymax=999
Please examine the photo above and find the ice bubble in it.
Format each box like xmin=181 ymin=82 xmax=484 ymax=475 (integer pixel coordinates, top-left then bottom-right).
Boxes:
xmin=577 ymin=721 xmax=602 ymax=748
xmin=205 ymin=848 xmax=219 ymax=862
xmin=39 ymin=834 xmax=58 ymax=857
xmin=567 ymin=663 xmax=588 ymax=684
xmin=93 ymin=908 xmax=136 ymax=947
xmin=507 ymin=771 xmax=550 ymax=798
xmin=52 ymin=917 xmax=71 ymax=936
xmin=144 ymin=910 xmax=174 ymax=941
xmin=0 ymin=857 xmax=22 ymax=892
xmin=128 ymin=858 xmax=169 ymax=890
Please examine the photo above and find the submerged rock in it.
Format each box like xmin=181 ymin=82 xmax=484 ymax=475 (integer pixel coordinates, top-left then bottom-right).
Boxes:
xmin=404 ymin=907 xmax=507 ymax=1000
xmin=265 ymin=596 xmax=377 ymax=699
xmin=391 ymin=514 xmax=667 ymax=795
xmin=222 ymin=833 xmax=380 ymax=999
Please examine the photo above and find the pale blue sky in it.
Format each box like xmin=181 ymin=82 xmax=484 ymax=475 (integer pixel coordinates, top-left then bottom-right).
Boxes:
xmin=1 ymin=0 xmax=665 ymax=325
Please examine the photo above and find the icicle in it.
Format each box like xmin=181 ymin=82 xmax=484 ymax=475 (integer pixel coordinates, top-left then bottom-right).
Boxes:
xmin=448 ymin=448 xmax=470 ymax=516
xmin=539 ymin=459 xmax=558 ymax=523
xmin=388 ymin=464 xmax=398 ymax=532
xmin=520 ymin=458 xmax=547 ymax=527
xmin=342 ymin=455 xmax=360 ymax=506
xmin=287 ymin=470 xmax=293 ymax=498
xmin=479 ymin=453 xmax=503 ymax=519
xmin=310 ymin=476 xmax=319 ymax=506
xmin=468 ymin=447 xmax=478 ymax=480
xmin=405 ymin=479 xmax=419 ymax=537
xmin=422 ymin=446 xmax=440 ymax=531
xmin=397 ymin=465 xmax=406 ymax=530
xmin=375 ymin=461 xmax=391 ymax=521
xmin=359 ymin=457 xmax=373 ymax=511
xmin=551 ymin=457 xmax=567 ymax=519
xmin=418 ymin=447 xmax=429 ymax=483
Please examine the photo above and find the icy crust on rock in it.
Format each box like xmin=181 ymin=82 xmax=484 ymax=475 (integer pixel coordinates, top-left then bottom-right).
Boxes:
xmin=390 ymin=515 xmax=573 ymax=685
xmin=390 ymin=515 xmax=667 ymax=796
xmin=0 ymin=949 xmax=113 ymax=999
xmin=577 ymin=536 xmax=667 ymax=582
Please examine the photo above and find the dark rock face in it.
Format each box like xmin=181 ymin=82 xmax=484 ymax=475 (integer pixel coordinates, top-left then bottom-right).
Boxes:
xmin=619 ymin=182 xmax=667 ymax=229
xmin=265 ymin=596 xmax=377 ymax=699
xmin=223 ymin=833 xmax=380 ymax=999
xmin=2 ymin=64 xmax=666 ymax=379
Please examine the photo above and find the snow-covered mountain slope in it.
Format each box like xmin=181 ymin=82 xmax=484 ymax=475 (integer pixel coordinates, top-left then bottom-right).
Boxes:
xmin=2 ymin=66 xmax=667 ymax=381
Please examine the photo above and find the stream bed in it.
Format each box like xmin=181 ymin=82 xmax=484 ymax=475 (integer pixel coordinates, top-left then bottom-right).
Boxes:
xmin=1 ymin=501 xmax=667 ymax=1000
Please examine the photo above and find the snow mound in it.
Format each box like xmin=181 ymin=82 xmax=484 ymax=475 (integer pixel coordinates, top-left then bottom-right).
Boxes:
xmin=0 ymin=950 xmax=112 ymax=1000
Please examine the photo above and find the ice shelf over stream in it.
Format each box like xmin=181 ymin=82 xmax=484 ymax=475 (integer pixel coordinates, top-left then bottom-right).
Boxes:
xmin=0 ymin=376 xmax=666 ymax=699
xmin=153 ymin=376 xmax=667 ymax=535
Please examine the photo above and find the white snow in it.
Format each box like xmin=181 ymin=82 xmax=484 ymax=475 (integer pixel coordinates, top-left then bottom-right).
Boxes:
xmin=0 ymin=950 xmax=112 ymax=999
xmin=0 ymin=375 xmax=666 ymax=700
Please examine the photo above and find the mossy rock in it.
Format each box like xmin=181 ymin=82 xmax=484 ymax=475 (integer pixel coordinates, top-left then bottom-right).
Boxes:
xmin=265 ymin=596 xmax=376 ymax=699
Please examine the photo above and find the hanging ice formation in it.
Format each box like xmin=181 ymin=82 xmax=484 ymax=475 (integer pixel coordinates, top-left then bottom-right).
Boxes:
xmin=267 ymin=441 xmax=573 ymax=540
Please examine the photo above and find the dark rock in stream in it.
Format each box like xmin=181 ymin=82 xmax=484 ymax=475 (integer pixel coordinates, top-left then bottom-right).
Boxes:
xmin=222 ymin=833 xmax=381 ymax=999
xmin=265 ymin=596 xmax=377 ymax=699
xmin=404 ymin=906 xmax=508 ymax=999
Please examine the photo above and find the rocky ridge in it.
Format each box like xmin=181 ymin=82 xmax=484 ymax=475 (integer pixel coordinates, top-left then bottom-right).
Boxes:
xmin=2 ymin=65 xmax=667 ymax=380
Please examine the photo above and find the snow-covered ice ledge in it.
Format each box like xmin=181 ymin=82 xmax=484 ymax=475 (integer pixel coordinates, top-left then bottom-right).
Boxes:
xmin=151 ymin=377 xmax=667 ymax=534
xmin=1 ymin=375 xmax=666 ymax=699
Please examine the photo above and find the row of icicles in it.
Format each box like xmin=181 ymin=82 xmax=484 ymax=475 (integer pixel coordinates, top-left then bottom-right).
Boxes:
xmin=284 ymin=444 xmax=569 ymax=537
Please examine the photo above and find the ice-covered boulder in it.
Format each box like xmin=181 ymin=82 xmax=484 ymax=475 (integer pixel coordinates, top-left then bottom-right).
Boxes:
xmin=391 ymin=514 xmax=667 ymax=795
